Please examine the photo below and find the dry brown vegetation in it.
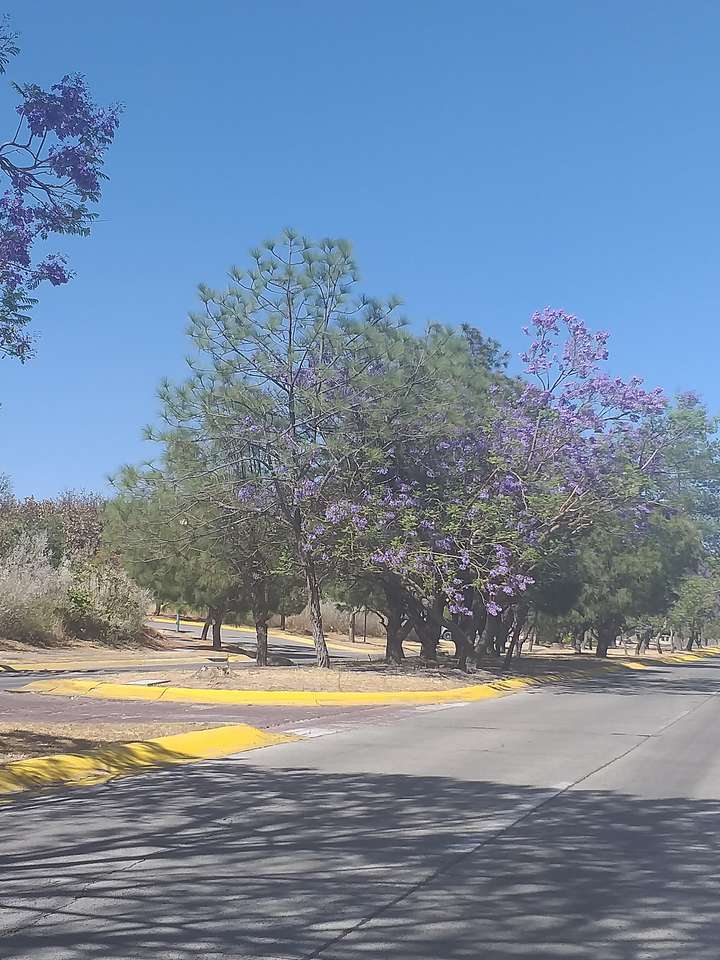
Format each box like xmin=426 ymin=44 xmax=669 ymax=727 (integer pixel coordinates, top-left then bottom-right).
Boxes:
xmin=0 ymin=720 xmax=224 ymax=764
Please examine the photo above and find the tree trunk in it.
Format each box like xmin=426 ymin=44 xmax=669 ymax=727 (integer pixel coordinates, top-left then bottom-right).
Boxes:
xmin=153 ymin=599 xmax=162 ymax=616
xmin=381 ymin=580 xmax=409 ymax=664
xmin=419 ymin=628 xmax=439 ymax=660
xmin=516 ymin=615 xmax=535 ymax=658
xmin=495 ymin=613 xmax=511 ymax=655
xmin=503 ymin=606 xmax=528 ymax=668
xmin=349 ymin=610 xmax=356 ymax=645
xmin=457 ymin=637 xmax=470 ymax=671
xmin=407 ymin=614 xmax=439 ymax=660
xmin=384 ymin=607 xmax=406 ymax=664
xmin=502 ymin=629 xmax=517 ymax=667
xmin=404 ymin=594 xmax=442 ymax=661
xmin=452 ymin=632 xmax=472 ymax=671
xmin=475 ymin=613 xmax=500 ymax=658
xmin=279 ymin=613 xmax=287 ymax=631
xmin=595 ymin=623 xmax=615 ymax=658
xmin=302 ymin=554 xmax=330 ymax=667
xmin=635 ymin=630 xmax=650 ymax=656
xmin=471 ymin=598 xmax=487 ymax=652
xmin=200 ymin=610 xmax=211 ymax=643
xmin=211 ymin=611 xmax=222 ymax=651
xmin=255 ymin=620 xmax=269 ymax=666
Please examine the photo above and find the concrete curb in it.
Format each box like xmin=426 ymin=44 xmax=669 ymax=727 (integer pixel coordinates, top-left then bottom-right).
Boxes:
xmin=0 ymin=723 xmax=298 ymax=798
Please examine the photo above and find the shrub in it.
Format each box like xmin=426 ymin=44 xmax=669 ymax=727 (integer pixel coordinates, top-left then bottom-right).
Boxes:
xmin=0 ymin=534 xmax=68 ymax=642
xmin=58 ymin=561 xmax=151 ymax=644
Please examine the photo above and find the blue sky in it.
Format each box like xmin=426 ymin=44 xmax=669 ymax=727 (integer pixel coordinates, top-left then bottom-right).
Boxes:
xmin=3 ymin=1 xmax=720 ymax=498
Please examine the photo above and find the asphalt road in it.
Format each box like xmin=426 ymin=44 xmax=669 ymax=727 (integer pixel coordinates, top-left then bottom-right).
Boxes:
xmin=149 ymin=618 xmax=373 ymax=664
xmin=4 ymin=660 xmax=720 ymax=958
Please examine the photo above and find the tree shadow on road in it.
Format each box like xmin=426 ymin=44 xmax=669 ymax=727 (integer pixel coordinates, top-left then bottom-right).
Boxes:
xmin=546 ymin=658 xmax=720 ymax=697
xmin=2 ymin=754 xmax=720 ymax=959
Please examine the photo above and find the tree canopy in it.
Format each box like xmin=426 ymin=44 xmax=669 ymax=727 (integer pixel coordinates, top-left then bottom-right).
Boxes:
xmin=0 ymin=17 xmax=121 ymax=361
xmin=106 ymin=230 xmax=720 ymax=667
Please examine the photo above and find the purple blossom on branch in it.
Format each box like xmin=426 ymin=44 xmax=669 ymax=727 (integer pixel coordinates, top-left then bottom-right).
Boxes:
xmin=0 ymin=64 xmax=122 ymax=360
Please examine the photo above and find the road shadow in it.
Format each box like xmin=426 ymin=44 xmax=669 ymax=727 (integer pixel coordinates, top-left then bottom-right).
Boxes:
xmin=3 ymin=758 xmax=720 ymax=958
xmin=544 ymin=658 xmax=720 ymax=697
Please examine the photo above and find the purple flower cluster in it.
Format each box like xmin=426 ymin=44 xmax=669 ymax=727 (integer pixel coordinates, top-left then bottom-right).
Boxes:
xmin=16 ymin=75 xmax=120 ymax=200
xmin=325 ymin=499 xmax=368 ymax=530
xmin=0 ymin=192 xmax=72 ymax=292
xmin=479 ymin=545 xmax=535 ymax=615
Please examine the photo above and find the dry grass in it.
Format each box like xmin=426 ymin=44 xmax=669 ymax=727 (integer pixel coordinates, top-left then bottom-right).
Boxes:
xmin=99 ymin=648 xmax=624 ymax=693
xmin=0 ymin=628 xmax=171 ymax=656
xmin=0 ymin=720 xmax=224 ymax=764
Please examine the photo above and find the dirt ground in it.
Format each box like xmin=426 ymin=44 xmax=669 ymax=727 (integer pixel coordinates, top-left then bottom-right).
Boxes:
xmin=95 ymin=648 xmax=631 ymax=694
xmin=0 ymin=720 xmax=224 ymax=764
xmin=101 ymin=661 xmax=509 ymax=692
xmin=0 ymin=630 xmax=168 ymax=655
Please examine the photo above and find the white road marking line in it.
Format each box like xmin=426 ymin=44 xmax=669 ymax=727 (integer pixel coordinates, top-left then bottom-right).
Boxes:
xmin=414 ymin=702 xmax=471 ymax=712
xmin=283 ymin=726 xmax=344 ymax=738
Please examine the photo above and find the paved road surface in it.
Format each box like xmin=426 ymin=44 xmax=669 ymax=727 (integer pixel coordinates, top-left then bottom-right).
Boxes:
xmin=149 ymin=618 xmax=374 ymax=663
xmin=3 ymin=660 xmax=720 ymax=958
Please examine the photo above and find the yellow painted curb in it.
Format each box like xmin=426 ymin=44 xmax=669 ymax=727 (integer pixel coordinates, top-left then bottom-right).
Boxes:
xmin=18 ymin=671 xmax=593 ymax=707
xmin=0 ymin=723 xmax=298 ymax=798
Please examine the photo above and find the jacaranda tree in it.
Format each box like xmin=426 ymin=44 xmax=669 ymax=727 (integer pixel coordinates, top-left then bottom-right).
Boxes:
xmin=0 ymin=17 xmax=121 ymax=361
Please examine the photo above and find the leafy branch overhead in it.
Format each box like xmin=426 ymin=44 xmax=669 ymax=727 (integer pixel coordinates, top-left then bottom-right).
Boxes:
xmin=0 ymin=17 xmax=121 ymax=361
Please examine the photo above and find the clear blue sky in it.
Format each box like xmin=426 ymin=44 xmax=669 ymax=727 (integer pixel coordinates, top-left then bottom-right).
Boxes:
xmin=3 ymin=1 xmax=719 ymax=498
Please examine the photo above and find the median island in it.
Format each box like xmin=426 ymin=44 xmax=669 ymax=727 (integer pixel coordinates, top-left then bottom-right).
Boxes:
xmin=95 ymin=662 xmax=487 ymax=692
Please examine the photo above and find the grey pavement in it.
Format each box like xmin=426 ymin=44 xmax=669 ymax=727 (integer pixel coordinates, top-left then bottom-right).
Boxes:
xmin=3 ymin=660 xmax=720 ymax=958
